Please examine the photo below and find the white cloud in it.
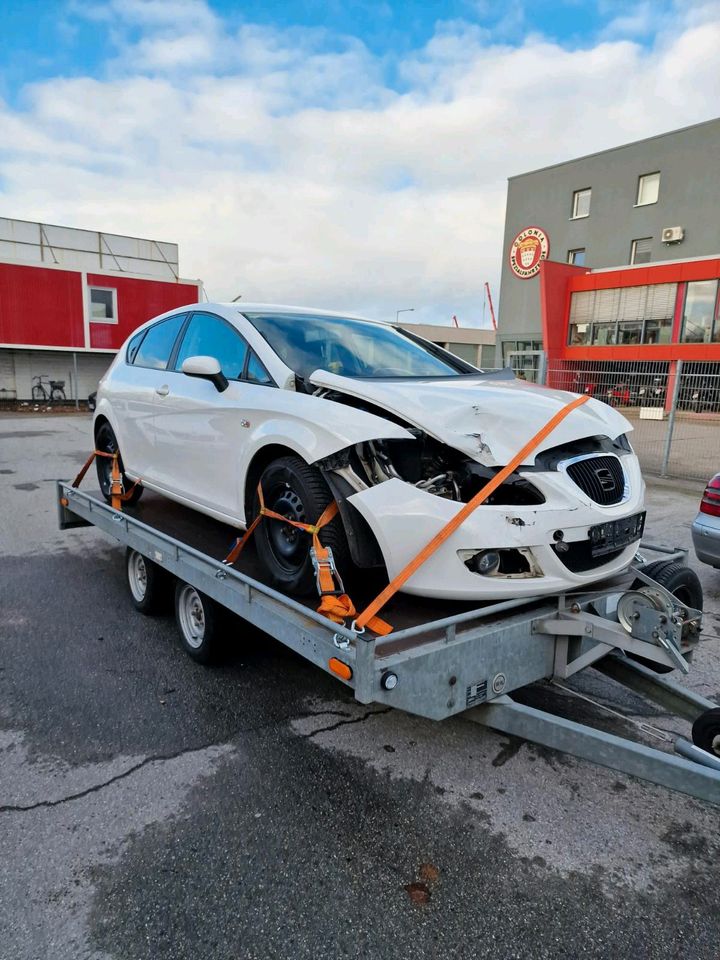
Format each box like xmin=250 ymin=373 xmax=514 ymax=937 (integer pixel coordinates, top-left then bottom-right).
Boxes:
xmin=1 ymin=2 xmax=719 ymax=326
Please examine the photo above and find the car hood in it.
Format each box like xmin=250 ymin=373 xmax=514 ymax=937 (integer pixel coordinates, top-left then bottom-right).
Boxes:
xmin=309 ymin=370 xmax=632 ymax=466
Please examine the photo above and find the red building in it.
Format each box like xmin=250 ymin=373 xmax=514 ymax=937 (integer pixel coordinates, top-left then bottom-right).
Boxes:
xmin=0 ymin=218 xmax=202 ymax=402
xmin=540 ymin=254 xmax=720 ymax=408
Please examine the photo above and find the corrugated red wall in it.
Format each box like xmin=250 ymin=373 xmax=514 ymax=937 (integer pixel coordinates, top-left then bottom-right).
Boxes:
xmin=0 ymin=263 xmax=85 ymax=347
xmin=87 ymin=273 xmax=199 ymax=349
xmin=0 ymin=261 xmax=200 ymax=351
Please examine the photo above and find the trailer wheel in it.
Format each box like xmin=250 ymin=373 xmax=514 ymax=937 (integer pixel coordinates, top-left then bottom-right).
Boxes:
xmin=174 ymin=581 xmax=219 ymax=664
xmin=639 ymin=561 xmax=703 ymax=611
xmin=629 ymin=560 xmax=703 ymax=673
xmin=126 ymin=547 xmax=172 ymax=614
xmin=691 ymin=708 xmax=720 ymax=758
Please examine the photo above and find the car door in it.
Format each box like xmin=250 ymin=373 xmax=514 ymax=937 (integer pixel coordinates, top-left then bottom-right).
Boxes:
xmin=152 ymin=311 xmax=275 ymax=519
xmin=109 ymin=313 xmax=187 ymax=477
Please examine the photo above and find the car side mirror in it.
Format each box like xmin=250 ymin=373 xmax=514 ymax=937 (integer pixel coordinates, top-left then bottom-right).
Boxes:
xmin=181 ymin=355 xmax=229 ymax=393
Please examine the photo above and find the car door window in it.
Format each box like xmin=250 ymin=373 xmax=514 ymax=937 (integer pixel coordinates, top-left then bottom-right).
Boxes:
xmin=133 ymin=314 xmax=186 ymax=370
xmin=175 ymin=312 xmax=249 ymax=380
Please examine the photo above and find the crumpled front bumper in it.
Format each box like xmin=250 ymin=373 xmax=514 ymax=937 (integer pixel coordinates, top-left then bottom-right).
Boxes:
xmin=347 ymin=464 xmax=645 ymax=600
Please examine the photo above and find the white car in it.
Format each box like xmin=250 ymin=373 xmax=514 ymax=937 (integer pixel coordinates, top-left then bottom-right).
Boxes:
xmin=93 ymin=303 xmax=646 ymax=601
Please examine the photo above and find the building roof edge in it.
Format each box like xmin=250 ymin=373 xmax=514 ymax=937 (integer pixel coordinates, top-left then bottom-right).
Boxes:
xmin=507 ymin=117 xmax=720 ymax=182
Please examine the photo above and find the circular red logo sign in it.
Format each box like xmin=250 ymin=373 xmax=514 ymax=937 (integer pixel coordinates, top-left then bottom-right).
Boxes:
xmin=509 ymin=226 xmax=550 ymax=279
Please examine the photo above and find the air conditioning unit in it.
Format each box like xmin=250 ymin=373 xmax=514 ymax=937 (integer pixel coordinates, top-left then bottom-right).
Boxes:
xmin=662 ymin=226 xmax=684 ymax=243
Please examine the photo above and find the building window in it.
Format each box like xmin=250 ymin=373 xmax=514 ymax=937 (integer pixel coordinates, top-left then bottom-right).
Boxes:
xmin=616 ymin=321 xmax=643 ymax=345
xmin=571 ymin=188 xmax=591 ymax=219
xmin=636 ymin=172 xmax=660 ymax=206
xmin=630 ymin=238 xmax=653 ymax=264
xmin=502 ymin=339 xmax=542 ymax=361
xmin=89 ymin=287 xmax=117 ymax=323
xmin=568 ymin=283 xmax=677 ymax=347
xmin=568 ymin=249 xmax=586 ymax=266
xmin=680 ymin=280 xmax=720 ymax=343
xmin=569 ymin=323 xmax=591 ymax=345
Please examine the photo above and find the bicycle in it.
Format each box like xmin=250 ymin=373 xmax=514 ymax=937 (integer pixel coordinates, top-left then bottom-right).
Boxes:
xmin=31 ymin=375 xmax=67 ymax=403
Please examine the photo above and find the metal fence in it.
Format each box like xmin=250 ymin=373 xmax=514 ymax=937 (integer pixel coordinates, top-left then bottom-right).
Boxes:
xmin=543 ymin=358 xmax=720 ymax=481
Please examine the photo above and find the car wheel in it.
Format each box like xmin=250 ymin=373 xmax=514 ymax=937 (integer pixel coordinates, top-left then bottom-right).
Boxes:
xmin=628 ymin=560 xmax=703 ymax=673
xmin=94 ymin=421 xmax=144 ymax=506
xmin=125 ymin=548 xmax=173 ymax=614
xmin=254 ymin=455 xmax=351 ymax=595
xmin=174 ymin=581 xmax=220 ymax=664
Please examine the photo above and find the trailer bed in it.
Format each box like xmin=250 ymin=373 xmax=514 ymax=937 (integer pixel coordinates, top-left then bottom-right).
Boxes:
xmin=57 ymin=481 xmax=720 ymax=804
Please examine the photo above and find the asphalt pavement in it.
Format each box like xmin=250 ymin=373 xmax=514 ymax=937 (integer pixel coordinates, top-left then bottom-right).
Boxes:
xmin=1 ymin=412 xmax=719 ymax=960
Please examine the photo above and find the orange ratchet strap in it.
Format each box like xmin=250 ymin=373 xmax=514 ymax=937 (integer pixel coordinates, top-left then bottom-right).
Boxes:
xmin=223 ymin=484 xmax=356 ymax=625
xmin=354 ymin=393 xmax=591 ymax=636
xmin=68 ymin=449 xmax=142 ymax=511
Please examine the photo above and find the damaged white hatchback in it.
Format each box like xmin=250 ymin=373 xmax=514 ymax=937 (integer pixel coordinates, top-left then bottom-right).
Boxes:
xmin=93 ymin=303 xmax=646 ymax=601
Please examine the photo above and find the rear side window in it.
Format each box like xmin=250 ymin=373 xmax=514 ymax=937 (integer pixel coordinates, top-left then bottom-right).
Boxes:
xmin=133 ymin=315 xmax=186 ymax=370
xmin=126 ymin=330 xmax=146 ymax=364
xmin=175 ymin=312 xmax=248 ymax=380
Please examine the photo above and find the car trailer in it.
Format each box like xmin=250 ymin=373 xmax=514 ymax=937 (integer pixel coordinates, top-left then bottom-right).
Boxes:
xmin=57 ymin=481 xmax=720 ymax=805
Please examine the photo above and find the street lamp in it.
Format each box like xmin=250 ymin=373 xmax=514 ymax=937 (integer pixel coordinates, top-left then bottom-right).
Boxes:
xmin=396 ymin=308 xmax=415 ymax=323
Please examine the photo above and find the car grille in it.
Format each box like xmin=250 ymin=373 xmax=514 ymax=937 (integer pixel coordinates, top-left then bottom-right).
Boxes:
xmin=565 ymin=455 xmax=625 ymax=506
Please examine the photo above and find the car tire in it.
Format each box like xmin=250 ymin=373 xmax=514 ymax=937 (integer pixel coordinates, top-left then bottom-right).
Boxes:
xmin=174 ymin=581 xmax=220 ymax=664
xmin=94 ymin=421 xmax=144 ymax=506
xmin=629 ymin=560 xmax=703 ymax=673
xmin=125 ymin=548 xmax=173 ymax=614
xmin=253 ymin=455 xmax=351 ymax=596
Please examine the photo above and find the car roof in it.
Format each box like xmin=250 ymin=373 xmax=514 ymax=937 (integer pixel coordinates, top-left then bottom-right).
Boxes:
xmin=212 ymin=303 xmax=388 ymax=325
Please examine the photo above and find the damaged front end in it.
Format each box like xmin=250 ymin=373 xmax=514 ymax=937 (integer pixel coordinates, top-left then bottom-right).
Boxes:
xmin=317 ymin=430 xmax=546 ymax=571
xmin=307 ymin=372 xmax=643 ymax=599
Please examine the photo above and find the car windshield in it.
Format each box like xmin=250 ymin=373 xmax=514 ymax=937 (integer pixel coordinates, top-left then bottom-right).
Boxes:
xmin=244 ymin=312 xmax=475 ymax=379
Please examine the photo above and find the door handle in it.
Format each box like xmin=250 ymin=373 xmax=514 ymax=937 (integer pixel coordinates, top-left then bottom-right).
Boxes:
xmin=156 ymin=385 xmax=170 ymax=397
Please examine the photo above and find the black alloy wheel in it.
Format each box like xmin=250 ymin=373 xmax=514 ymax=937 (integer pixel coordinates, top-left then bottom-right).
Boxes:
xmin=94 ymin=421 xmax=144 ymax=506
xmin=254 ymin=455 xmax=350 ymax=595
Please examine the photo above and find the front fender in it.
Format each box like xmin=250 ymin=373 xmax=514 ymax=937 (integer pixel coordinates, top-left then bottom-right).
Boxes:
xmin=237 ymin=397 xmax=412 ymax=483
xmin=234 ymin=396 xmax=413 ymax=524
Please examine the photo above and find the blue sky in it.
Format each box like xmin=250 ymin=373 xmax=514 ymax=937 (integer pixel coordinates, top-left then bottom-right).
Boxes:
xmin=1 ymin=0 xmax=662 ymax=104
xmin=0 ymin=0 xmax=718 ymax=322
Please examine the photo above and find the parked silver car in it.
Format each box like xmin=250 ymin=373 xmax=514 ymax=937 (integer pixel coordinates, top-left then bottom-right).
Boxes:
xmin=692 ymin=473 xmax=720 ymax=568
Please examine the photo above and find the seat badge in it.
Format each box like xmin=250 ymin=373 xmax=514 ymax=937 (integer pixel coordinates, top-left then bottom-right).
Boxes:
xmin=240 ymin=419 xmax=251 ymax=428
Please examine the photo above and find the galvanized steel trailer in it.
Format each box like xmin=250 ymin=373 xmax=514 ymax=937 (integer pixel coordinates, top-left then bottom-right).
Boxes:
xmin=57 ymin=481 xmax=720 ymax=805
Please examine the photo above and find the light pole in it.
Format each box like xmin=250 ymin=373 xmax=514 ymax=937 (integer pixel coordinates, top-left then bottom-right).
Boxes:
xmin=395 ymin=308 xmax=415 ymax=323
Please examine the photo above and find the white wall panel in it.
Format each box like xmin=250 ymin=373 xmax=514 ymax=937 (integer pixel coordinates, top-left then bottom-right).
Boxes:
xmin=0 ymin=217 xmax=180 ymax=279
xmin=0 ymin=351 xmax=16 ymax=396
xmin=11 ymin=350 xmax=113 ymax=400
